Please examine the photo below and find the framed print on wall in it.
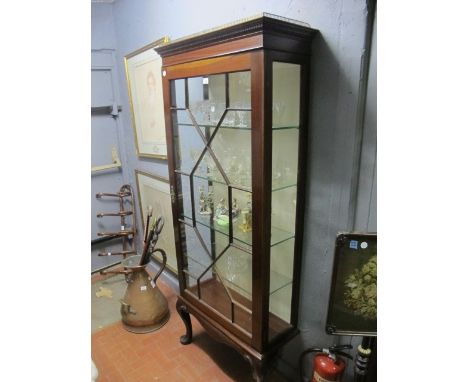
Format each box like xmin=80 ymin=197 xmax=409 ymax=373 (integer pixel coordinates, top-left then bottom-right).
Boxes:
xmin=125 ymin=37 xmax=169 ymax=159
xmin=135 ymin=170 xmax=177 ymax=274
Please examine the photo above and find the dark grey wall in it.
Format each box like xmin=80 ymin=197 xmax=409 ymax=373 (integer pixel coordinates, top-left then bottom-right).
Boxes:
xmin=91 ymin=1 xmax=377 ymax=380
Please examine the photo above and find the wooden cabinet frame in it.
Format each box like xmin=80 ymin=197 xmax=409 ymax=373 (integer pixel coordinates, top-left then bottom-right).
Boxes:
xmin=156 ymin=14 xmax=316 ymax=381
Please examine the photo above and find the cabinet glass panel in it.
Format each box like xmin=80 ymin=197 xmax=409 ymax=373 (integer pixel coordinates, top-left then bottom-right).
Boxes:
xmin=171 ymin=71 xmax=253 ymax=334
xmin=269 ymin=62 xmax=301 ymax=341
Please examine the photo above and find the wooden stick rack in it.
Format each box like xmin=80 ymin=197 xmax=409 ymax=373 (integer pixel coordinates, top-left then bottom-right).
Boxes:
xmin=95 ymin=184 xmax=137 ymax=263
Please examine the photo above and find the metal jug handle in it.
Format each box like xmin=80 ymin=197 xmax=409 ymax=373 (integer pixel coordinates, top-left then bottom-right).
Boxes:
xmin=150 ymin=248 xmax=167 ymax=283
xmin=100 ymin=268 xmax=132 ymax=276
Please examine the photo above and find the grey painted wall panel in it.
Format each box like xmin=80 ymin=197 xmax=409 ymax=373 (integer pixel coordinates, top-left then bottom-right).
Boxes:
xmin=338 ymin=12 xmax=377 ymax=382
xmin=91 ymin=3 xmax=117 ymax=50
xmin=91 ymin=1 xmax=377 ymax=380
xmin=91 ymin=69 xmax=114 ymax=106
xmin=91 ymin=64 xmax=127 ymax=271
xmin=355 ymin=15 xmax=377 ymax=233
xmin=91 ymin=4 xmax=130 ymax=271
xmin=368 ymin=160 xmax=377 ymax=231
xmin=91 ymin=50 xmax=114 ymax=68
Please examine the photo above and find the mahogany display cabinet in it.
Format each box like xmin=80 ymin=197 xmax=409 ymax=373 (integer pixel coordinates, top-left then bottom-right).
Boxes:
xmin=156 ymin=14 xmax=316 ymax=381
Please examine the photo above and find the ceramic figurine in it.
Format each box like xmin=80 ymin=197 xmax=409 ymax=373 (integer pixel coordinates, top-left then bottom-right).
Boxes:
xmin=215 ymin=198 xmax=229 ymax=226
xmin=199 ymin=186 xmax=212 ymax=215
xmin=214 ymin=198 xmax=228 ymax=219
xmin=207 ymin=186 xmax=214 ymax=208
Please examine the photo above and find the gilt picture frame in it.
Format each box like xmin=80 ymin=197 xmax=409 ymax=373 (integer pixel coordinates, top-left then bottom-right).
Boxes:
xmin=125 ymin=37 xmax=169 ymax=159
xmin=135 ymin=170 xmax=177 ymax=274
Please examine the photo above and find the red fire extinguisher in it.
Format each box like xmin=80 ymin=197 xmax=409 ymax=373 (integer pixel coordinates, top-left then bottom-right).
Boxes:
xmin=300 ymin=344 xmax=353 ymax=382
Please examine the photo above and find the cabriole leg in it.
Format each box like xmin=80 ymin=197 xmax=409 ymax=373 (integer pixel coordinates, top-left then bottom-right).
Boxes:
xmin=244 ymin=354 xmax=267 ymax=382
xmin=176 ymin=299 xmax=192 ymax=345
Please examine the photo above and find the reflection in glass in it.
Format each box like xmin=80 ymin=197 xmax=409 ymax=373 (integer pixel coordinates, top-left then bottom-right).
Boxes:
xmin=170 ymin=70 xmax=253 ymax=333
xmin=272 ymin=129 xmax=299 ymax=190
xmin=193 ymin=149 xmax=223 ymax=183
xmin=229 ymin=71 xmax=251 ymax=109
xmin=172 ymin=109 xmax=205 ymax=173
xmin=269 ymin=238 xmax=295 ymax=322
xmin=272 ymin=63 xmax=300 ymax=128
xmin=216 ymin=246 xmax=251 ymax=298
xmin=269 ymin=62 xmax=301 ymax=341
xmin=170 ymin=79 xmax=185 ymax=108
xmin=188 ymin=74 xmax=226 ymax=126
xmin=209 ymin=111 xmax=251 ymax=189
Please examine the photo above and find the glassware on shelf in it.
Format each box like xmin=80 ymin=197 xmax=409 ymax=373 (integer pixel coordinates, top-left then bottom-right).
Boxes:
xmin=224 ymin=111 xmax=235 ymax=127
xmin=189 ymin=148 xmax=200 ymax=167
xmin=228 ymin=154 xmax=239 ymax=183
xmin=207 ymin=101 xmax=223 ymax=126
xmin=239 ymin=195 xmax=252 ymax=233
xmin=225 ymin=250 xmax=249 ymax=285
xmin=205 ymin=163 xmax=220 ymax=182
xmin=229 ymin=71 xmax=251 ymax=110
xmin=232 ymin=198 xmax=240 ymax=221
xmin=189 ymin=100 xmax=205 ymax=125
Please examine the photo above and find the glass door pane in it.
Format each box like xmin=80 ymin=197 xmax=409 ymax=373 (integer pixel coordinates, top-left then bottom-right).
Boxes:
xmin=170 ymin=71 xmax=253 ymax=334
xmin=269 ymin=62 xmax=301 ymax=341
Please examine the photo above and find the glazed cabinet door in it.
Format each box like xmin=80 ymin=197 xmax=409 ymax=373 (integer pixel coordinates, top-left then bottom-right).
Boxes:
xmin=164 ymin=55 xmax=255 ymax=341
xmin=266 ymin=55 xmax=309 ymax=344
xmin=267 ymin=61 xmax=301 ymax=342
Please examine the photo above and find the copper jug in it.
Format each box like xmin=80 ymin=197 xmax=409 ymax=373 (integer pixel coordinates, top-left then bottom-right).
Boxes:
xmin=119 ymin=250 xmax=170 ymax=333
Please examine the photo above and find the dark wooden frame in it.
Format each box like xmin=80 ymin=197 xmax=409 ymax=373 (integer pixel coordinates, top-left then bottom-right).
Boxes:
xmin=156 ymin=14 xmax=316 ymax=381
xmin=326 ymin=232 xmax=377 ymax=337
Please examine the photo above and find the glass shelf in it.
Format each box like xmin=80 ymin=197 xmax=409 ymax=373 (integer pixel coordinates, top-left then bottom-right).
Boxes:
xmin=272 ymin=125 xmax=299 ymax=130
xmin=193 ymin=173 xmax=251 ymax=192
xmin=271 ymin=181 xmax=297 ymax=192
xmin=176 ymin=123 xmax=299 ymax=131
xmin=184 ymin=253 xmax=293 ymax=298
xmin=182 ymin=215 xmax=252 ymax=247
xmin=177 ymin=122 xmax=251 ymax=131
xmin=183 ymin=253 xmax=210 ymax=277
xmin=222 ymin=268 xmax=293 ymax=298
xmin=174 ymin=170 xmax=252 ymax=192
xmin=176 ymin=170 xmax=296 ymax=193
xmin=181 ymin=215 xmax=295 ymax=248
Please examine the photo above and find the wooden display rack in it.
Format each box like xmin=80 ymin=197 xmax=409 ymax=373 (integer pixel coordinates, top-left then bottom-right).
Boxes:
xmin=95 ymin=184 xmax=137 ymax=263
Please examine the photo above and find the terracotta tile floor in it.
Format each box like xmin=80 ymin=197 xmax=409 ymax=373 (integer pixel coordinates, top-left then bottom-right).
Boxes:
xmin=92 ymin=276 xmax=287 ymax=382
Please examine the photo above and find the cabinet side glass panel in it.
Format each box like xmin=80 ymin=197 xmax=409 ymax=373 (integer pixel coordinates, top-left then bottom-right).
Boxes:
xmin=269 ymin=62 xmax=301 ymax=341
xmin=170 ymin=71 xmax=253 ymax=335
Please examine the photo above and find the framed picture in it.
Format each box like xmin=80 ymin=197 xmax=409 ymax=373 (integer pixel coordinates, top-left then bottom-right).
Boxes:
xmin=135 ymin=170 xmax=177 ymax=274
xmin=125 ymin=37 xmax=169 ymax=159
xmin=326 ymin=232 xmax=377 ymax=336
